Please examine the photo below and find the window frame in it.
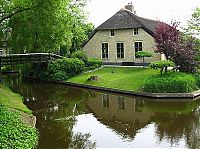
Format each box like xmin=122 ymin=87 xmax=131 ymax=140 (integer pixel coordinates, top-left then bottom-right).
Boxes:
xmin=134 ymin=41 xmax=143 ymax=58
xmin=116 ymin=42 xmax=125 ymax=59
xmin=110 ymin=30 xmax=115 ymax=37
xmin=101 ymin=42 xmax=109 ymax=59
xmin=133 ymin=28 xmax=139 ymax=35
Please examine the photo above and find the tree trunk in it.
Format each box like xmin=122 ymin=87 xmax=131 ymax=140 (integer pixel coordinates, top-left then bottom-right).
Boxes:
xmin=143 ymin=57 xmax=145 ymax=68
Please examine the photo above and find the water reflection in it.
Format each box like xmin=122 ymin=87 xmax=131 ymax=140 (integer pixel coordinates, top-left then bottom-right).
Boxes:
xmin=86 ymin=94 xmax=154 ymax=141
xmin=4 ymin=76 xmax=200 ymax=148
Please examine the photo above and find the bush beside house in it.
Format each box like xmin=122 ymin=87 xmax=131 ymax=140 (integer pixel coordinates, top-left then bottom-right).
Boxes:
xmin=143 ymin=72 xmax=197 ymax=93
xmin=34 ymin=51 xmax=102 ymax=81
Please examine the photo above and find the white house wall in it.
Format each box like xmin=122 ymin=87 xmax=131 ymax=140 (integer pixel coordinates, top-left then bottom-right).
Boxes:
xmin=83 ymin=28 xmax=161 ymax=63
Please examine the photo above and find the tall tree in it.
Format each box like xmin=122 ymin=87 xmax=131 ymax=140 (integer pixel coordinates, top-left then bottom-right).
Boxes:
xmin=70 ymin=22 xmax=94 ymax=53
xmin=154 ymin=21 xmax=181 ymax=60
xmin=186 ymin=7 xmax=200 ymax=36
xmin=1 ymin=0 xmax=93 ymax=54
xmin=154 ymin=21 xmax=199 ymax=73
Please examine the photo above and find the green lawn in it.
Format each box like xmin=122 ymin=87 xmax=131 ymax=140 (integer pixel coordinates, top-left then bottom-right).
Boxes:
xmin=0 ymin=84 xmax=31 ymax=114
xmin=68 ymin=67 xmax=159 ymax=91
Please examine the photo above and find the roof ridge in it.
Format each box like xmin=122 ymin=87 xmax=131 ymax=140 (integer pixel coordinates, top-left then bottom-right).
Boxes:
xmin=95 ymin=11 xmax=119 ymax=30
xmin=82 ymin=9 xmax=159 ymax=47
xmin=125 ymin=10 xmax=158 ymax=36
xmin=123 ymin=10 xmax=143 ymax=28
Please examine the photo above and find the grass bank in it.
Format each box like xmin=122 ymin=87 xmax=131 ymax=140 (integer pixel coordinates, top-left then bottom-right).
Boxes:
xmin=0 ymin=84 xmax=38 ymax=148
xmin=0 ymin=84 xmax=31 ymax=113
xmin=68 ymin=67 xmax=159 ymax=91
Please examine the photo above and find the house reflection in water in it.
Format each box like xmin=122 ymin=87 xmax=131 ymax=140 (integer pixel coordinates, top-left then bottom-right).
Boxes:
xmin=118 ymin=96 xmax=125 ymax=110
xmin=102 ymin=94 xmax=109 ymax=108
xmin=86 ymin=93 xmax=154 ymax=139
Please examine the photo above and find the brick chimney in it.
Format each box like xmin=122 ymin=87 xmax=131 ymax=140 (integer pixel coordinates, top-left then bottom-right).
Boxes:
xmin=124 ymin=2 xmax=136 ymax=14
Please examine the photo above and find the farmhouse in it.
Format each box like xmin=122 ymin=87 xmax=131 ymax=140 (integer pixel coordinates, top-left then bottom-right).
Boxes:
xmin=83 ymin=3 xmax=164 ymax=65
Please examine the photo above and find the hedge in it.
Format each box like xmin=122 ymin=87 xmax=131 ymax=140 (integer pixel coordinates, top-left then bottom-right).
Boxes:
xmin=47 ymin=58 xmax=85 ymax=81
xmin=143 ymin=72 xmax=197 ymax=93
xmin=71 ymin=50 xmax=88 ymax=62
xmin=85 ymin=58 xmax=102 ymax=69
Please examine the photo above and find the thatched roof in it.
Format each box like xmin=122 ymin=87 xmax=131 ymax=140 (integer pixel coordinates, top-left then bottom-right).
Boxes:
xmin=83 ymin=9 xmax=158 ymax=47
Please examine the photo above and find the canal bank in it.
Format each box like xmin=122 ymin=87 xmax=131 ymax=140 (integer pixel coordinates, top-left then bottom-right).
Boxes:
xmin=4 ymin=76 xmax=200 ymax=148
xmin=0 ymin=84 xmax=38 ymax=148
xmin=26 ymin=76 xmax=200 ymax=100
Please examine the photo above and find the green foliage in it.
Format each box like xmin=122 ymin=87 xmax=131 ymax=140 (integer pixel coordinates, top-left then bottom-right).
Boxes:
xmin=60 ymin=45 xmax=71 ymax=57
xmin=70 ymin=51 xmax=102 ymax=71
xmin=0 ymin=84 xmax=31 ymax=114
xmin=187 ymin=7 xmax=200 ymax=36
xmin=143 ymin=72 xmax=197 ymax=93
xmin=1 ymin=0 xmax=94 ymax=53
xmin=29 ymin=57 xmax=101 ymax=80
xmin=150 ymin=60 xmax=175 ymax=69
xmin=149 ymin=60 xmax=175 ymax=74
xmin=136 ymin=51 xmax=153 ymax=68
xmin=9 ymin=0 xmax=71 ymax=53
xmin=0 ymin=106 xmax=38 ymax=149
xmin=85 ymin=58 xmax=102 ymax=69
xmin=136 ymin=51 xmax=152 ymax=58
xmin=71 ymin=50 xmax=88 ymax=62
xmin=47 ymin=58 xmax=85 ymax=81
xmin=193 ymin=73 xmax=200 ymax=87
xmin=70 ymin=22 xmax=94 ymax=53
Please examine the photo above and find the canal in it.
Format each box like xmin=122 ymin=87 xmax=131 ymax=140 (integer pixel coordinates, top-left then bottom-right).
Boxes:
xmin=4 ymin=75 xmax=200 ymax=148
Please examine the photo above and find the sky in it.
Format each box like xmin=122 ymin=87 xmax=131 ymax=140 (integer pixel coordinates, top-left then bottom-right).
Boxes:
xmin=84 ymin=0 xmax=200 ymax=28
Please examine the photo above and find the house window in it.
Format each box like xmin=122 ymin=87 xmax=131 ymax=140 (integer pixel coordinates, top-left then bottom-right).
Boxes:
xmin=135 ymin=41 xmax=142 ymax=57
xmin=134 ymin=28 xmax=138 ymax=35
xmin=116 ymin=43 xmax=124 ymax=59
xmin=110 ymin=30 xmax=115 ymax=36
xmin=102 ymin=43 xmax=109 ymax=59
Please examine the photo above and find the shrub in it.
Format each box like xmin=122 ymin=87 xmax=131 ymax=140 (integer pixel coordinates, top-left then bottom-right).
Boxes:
xmin=193 ymin=73 xmax=200 ymax=87
xmin=136 ymin=51 xmax=152 ymax=58
xmin=143 ymin=72 xmax=197 ymax=93
xmin=136 ymin=51 xmax=152 ymax=68
xmin=149 ymin=60 xmax=175 ymax=74
xmin=0 ymin=106 xmax=38 ymax=148
xmin=71 ymin=50 xmax=87 ymax=62
xmin=47 ymin=58 xmax=85 ymax=81
xmin=85 ymin=58 xmax=102 ymax=69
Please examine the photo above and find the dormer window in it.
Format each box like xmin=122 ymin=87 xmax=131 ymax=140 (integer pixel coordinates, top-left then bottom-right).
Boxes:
xmin=134 ymin=28 xmax=138 ymax=35
xmin=110 ymin=30 xmax=115 ymax=36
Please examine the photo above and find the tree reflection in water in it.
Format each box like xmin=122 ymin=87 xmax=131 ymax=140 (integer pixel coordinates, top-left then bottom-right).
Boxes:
xmin=4 ymin=76 xmax=200 ymax=148
xmin=86 ymin=94 xmax=200 ymax=147
xmin=69 ymin=132 xmax=96 ymax=149
xmin=153 ymin=110 xmax=200 ymax=148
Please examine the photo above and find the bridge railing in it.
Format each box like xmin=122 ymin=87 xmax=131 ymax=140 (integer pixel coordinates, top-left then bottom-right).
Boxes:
xmin=0 ymin=53 xmax=63 ymax=66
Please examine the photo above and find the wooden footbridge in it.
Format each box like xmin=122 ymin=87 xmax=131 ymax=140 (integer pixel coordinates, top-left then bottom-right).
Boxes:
xmin=0 ymin=53 xmax=62 ymax=67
